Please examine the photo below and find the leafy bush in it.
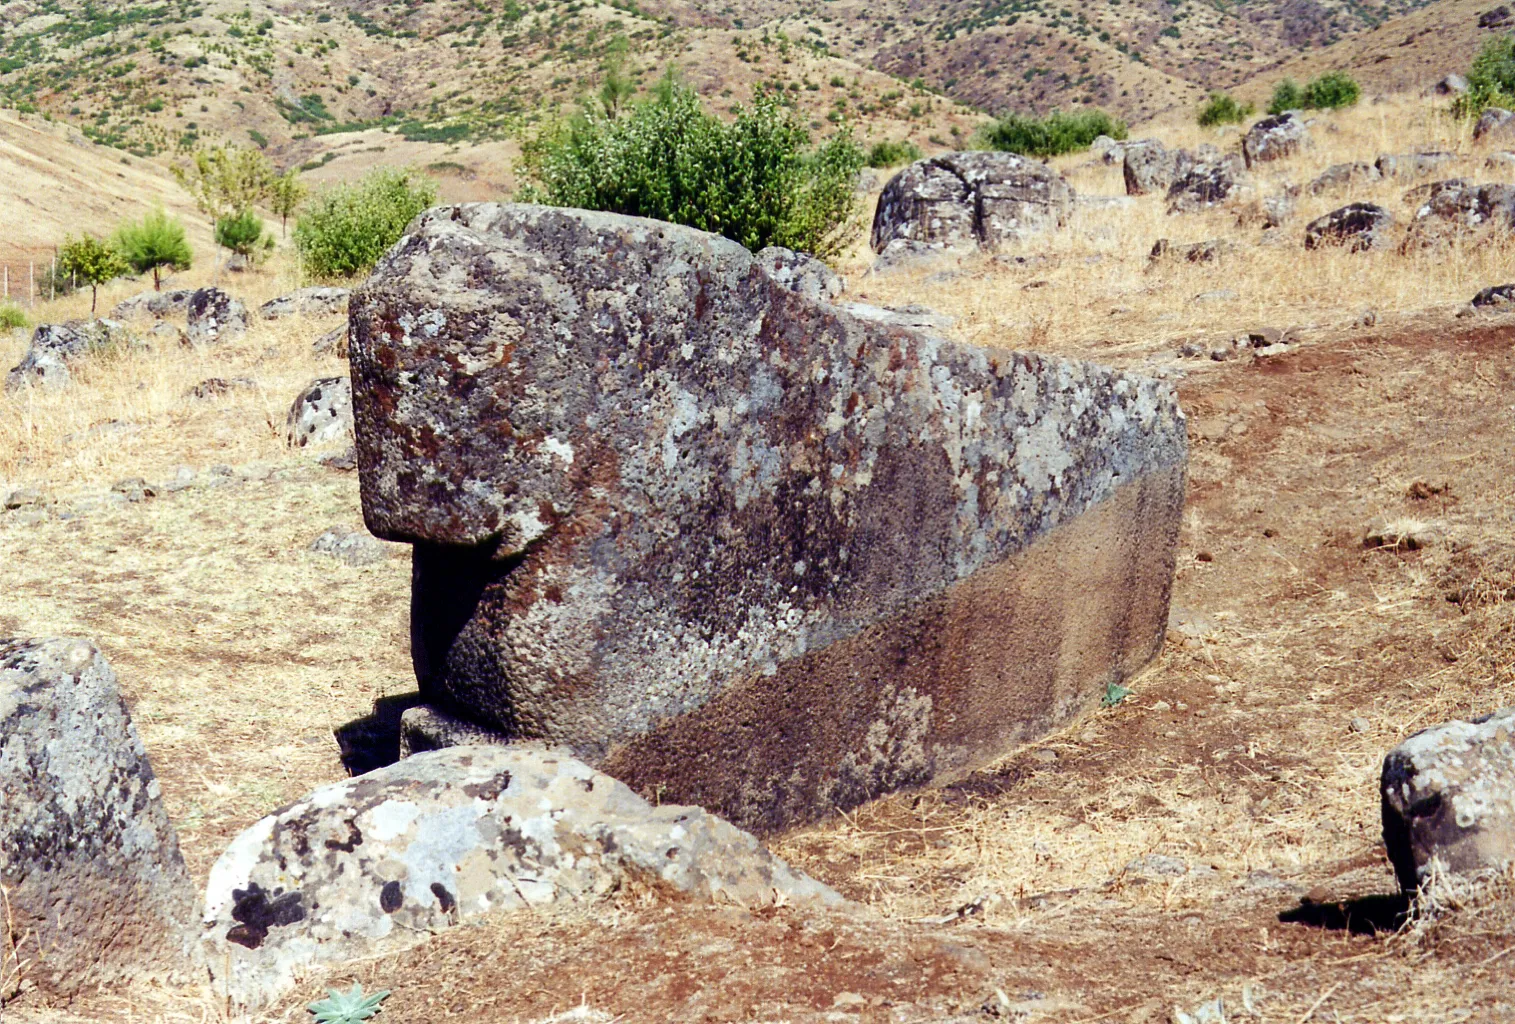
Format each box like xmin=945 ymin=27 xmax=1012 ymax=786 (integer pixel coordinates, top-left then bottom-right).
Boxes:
xmin=1197 ymin=91 xmax=1253 ymax=127
xmin=1303 ymin=71 xmax=1361 ymax=110
xmin=294 ymin=168 xmax=438 ymax=278
xmin=215 ymin=209 xmax=268 ymax=257
xmin=57 ymin=235 xmax=127 ymax=313
xmin=1267 ymin=79 xmax=1304 ymax=115
xmin=114 ymin=208 xmax=192 ymax=290
xmin=865 ymin=139 xmax=922 ymax=167
xmin=976 ymin=109 xmax=1128 ymax=158
xmin=519 ymin=73 xmax=863 ymax=259
xmin=0 ymin=301 xmax=28 ymax=330
xmin=1454 ymin=34 xmax=1515 ymax=117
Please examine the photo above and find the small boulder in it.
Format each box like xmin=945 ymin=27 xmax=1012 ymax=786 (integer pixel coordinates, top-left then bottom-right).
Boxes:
xmin=1148 ymin=238 xmax=1233 ymax=266
xmin=1363 ymin=517 xmax=1443 ymax=550
xmin=285 ymin=376 xmax=353 ymax=447
xmin=256 ymin=286 xmax=351 ymax=321
xmin=1475 ymin=107 xmax=1515 ymax=144
xmin=1403 ymin=178 xmax=1471 ymax=207
xmin=187 ymin=376 xmax=258 ymax=400
xmin=1480 ymin=5 xmax=1513 ymax=28
xmin=313 ymin=325 xmax=348 ymax=358
xmin=308 ymin=527 xmax=391 ymax=566
xmin=186 ymin=288 xmax=248 ymax=346
xmin=1376 ymin=151 xmax=1456 ymax=179
xmin=1473 ymin=283 xmax=1515 ymax=306
xmin=1382 ymin=707 xmax=1515 ymax=892
xmin=1 ymin=638 xmax=200 ymax=999
xmin=203 ymin=745 xmax=841 ymax=1009
xmin=111 ymin=288 xmax=196 ymax=320
xmin=1309 ymin=161 xmax=1382 ymax=195
xmin=1487 ymin=151 xmax=1515 ymax=170
xmin=1402 ymin=181 xmax=1515 ymax=249
xmin=754 ymin=246 xmax=845 ymax=303
xmin=871 ymin=151 xmax=1074 ymax=252
xmin=1122 ymin=139 xmax=1191 ymax=196
xmin=1304 ymin=203 xmax=1395 ymax=252
xmin=1166 ymin=159 xmax=1245 ymax=214
xmin=4 ymin=319 xmax=136 ymax=393
xmin=1242 ymin=112 xmax=1309 ymax=169
xmin=1434 ymin=74 xmax=1470 ymax=96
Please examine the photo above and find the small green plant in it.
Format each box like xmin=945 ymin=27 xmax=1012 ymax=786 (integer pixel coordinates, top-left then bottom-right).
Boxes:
xmin=1267 ymin=79 xmax=1304 ymax=114
xmin=1303 ymin=71 xmax=1361 ymax=110
xmin=57 ymin=234 xmax=128 ymax=313
xmin=1197 ymin=91 xmax=1253 ymax=127
xmin=269 ymin=168 xmax=309 ymax=237
xmin=865 ymin=138 xmax=922 ymax=167
xmin=294 ymin=168 xmax=437 ymax=278
xmin=1454 ymin=34 xmax=1515 ymax=117
xmin=0 ymin=301 xmax=28 ymax=330
xmin=215 ymin=209 xmax=268 ymax=258
xmin=1101 ymin=681 xmax=1132 ymax=708
xmin=976 ymin=109 xmax=1127 ymax=159
xmin=308 ymin=982 xmax=391 ymax=1023
xmin=113 ymin=208 xmax=192 ymax=290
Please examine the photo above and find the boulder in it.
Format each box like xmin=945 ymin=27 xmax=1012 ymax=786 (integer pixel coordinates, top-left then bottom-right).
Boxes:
xmin=110 ymin=288 xmax=196 ymax=320
xmin=1480 ymin=4 xmax=1513 ymax=28
xmin=1475 ymin=107 xmax=1515 ymax=144
xmin=871 ymin=152 xmax=1074 ymax=252
xmin=308 ymin=526 xmax=391 ymax=566
xmin=203 ymin=745 xmax=841 ymax=1009
xmin=1403 ymin=178 xmax=1471 ymax=207
xmin=1148 ymin=238 xmax=1234 ymax=266
xmin=752 ymin=246 xmax=845 ymax=304
xmin=1122 ymin=139 xmax=1191 ymax=196
xmin=1309 ymin=161 xmax=1381 ymax=195
xmin=1236 ymin=188 xmax=1297 ymax=228
xmin=1242 ymin=113 xmax=1309 ymax=169
xmin=0 ymin=638 xmax=200 ymax=999
xmin=350 ymin=203 xmax=1188 ymax=832
xmin=185 ymin=288 xmax=248 ymax=346
xmin=1473 ymin=283 xmax=1515 ymax=306
xmin=4 ymin=319 xmax=136 ymax=393
xmin=256 ymin=286 xmax=351 ymax=321
xmin=1402 ymin=181 xmax=1515 ymax=249
xmin=1434 ymin=74 xmax=1470 ymax=96
xmin=1487 ymin=151 xmax=1515 ymax=170
xmin=313 ymin=325 xmax=348 ymax=358
xmin=1304 ymin=203 xmax=1395 ymax=252
xmin=285 ymin=376 xmax=353 ymax=448
xmin=1166 ymin=159 xmax=1245 ymax=214
xmin=1382 ymin=707 xmax=1515 ymax=892
xmin=1376 ymin=151 xmax=1456 ymax=179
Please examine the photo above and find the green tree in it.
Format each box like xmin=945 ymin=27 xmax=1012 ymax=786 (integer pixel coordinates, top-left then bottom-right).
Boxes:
xmin=519 ymin=71 xmax=863 ymax=259
xmin=173 ymin=144 xmax=277 ymax=221
xmin=597 ymin=43 xmax=637 ymax=119
xmin=113 ymin=208 xmax=192 ymax=291
xmin=58 ymin=235 xmax=128 ymax=313
xmin=1268 ymin=79 xmax=1304 ymax=115
xmin=1455 ymin=34 xmax=1515 ymax=117
xmin=215 ymin=209 xmax=268 ymax=258
xmin=976 ymin=109 xmax=1127 ymax=158
xmin=294 ymin=168 xmax=437 ymax=278
xmin=1197 ymin=91 xmax=1253 ymax=127
xmin=269 ymin=168 xmax=309 ymax=237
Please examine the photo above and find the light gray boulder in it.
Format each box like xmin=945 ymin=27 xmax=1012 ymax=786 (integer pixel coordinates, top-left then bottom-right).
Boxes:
xmin=4 ymin=319 xmax=136 ymax=393
xmin=285 ymin=376 xmax=353 ymax=447
xmin=203 ymin=745 xmax=841 ymax=1009
xmin=111 ymin=288 xmax=196 ymax=320
xmin=1382 ymin=707 xmax=1515 ymax=892
xmin=308 ymin=526 xmax=392 ymax=566
xmin=1122 ymin=139 xmax=1191 ymax=196
xmin=1403 ymin=181 xmax=1515 ymax=249
xmin=185 ymin=287 xmax=248 ymax=346
xmin=1242 ymin=112 xmax=1309 ymax=168
xmin=1434 ymin=74 xmax=1469 ymax=96
xmin=1376 ymin=151 xmax=1456 ymax=179
xmin=256 ymin=286 xmax=350 ymax=321
xmin=1309 ymin=161 xmax=1382 ymax=195
xmin=350 ymin=203 xmax=1188 ymax=833
xmin=1475 ymin=107 xmax=1515 ymax=144
xmin=1 ymin=638 xmax=200 ymax=1000
xmin=1167 ymin=159 xmax=1246 ymax=214
xmin=1304 ymin=203 xmax=1395 ymax=252
xmin=871 ymin=152 xmax=1074 ymax=252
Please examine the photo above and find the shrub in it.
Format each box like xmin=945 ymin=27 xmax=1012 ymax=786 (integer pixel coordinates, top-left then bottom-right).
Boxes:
xmin=114 ymin=208 xmax=192 ymax=290
xmin=0 ymin=301 xmax=28 ymax=330
xmin=518 ymin=73 xmax=863 ymax=259
xmin=865 ymin=138 xmax=922 ymax=167
xmin=269 ymin=168 xmax=309 ymax=237
xmin=1303 ymin=71 xmax=1361 ymax=110
xmin=976 ymin=109 xmax=1127 ymax=159
xmin=1455 ymin=34 xmax=1515 ymax=117
xmin=173 ymin=144 xmax=277 ymax=220
xmin=294 ymin=168 xmax=437 ymax=278
xmin=1197 ymin=91 xmax=1253 ymax=127
xmin=58 ymin=235 xmax=128 ymax=313
xmin=215 ymin=209 xmax=268 ymax=257
xmin=1267 ymin=79 xmax=1304 ymax=115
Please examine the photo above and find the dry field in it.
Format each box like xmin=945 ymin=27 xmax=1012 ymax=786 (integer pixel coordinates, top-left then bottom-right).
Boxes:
xmin=4 ymin=91 xmax=1515 ymax=1023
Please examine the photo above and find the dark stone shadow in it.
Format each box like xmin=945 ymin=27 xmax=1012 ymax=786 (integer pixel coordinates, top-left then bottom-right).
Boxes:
xmin=333 ymin=691 xmax=426 ymax=776
xmin=1278 ymin=893 xmax=1412 ymax=936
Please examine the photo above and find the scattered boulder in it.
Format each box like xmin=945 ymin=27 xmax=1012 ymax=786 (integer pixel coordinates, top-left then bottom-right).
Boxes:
xmin=1242 ymin=113 xmax=1309 ymax=169
xmin=1166 ymin=159 xmax=1245 ymax=214
xmin=203 ymin=745 xmax=841 ymax=1009
xmin=753 ymin=246 xmax=845 ymax=303
xmin=871 ymin=152 xmax=1075 ymax=252
xmin=1122 ymin=139 xmax=1191 ymax=196
xmin=1309 ymin=161 xmax=1382 ymax=195
xmin=1236 ymin=188 xmax=1297 ymax=228
xmin=186 ymin=288 xmax=248 ymax=346
xmin=1473 ymin=283 xmax=1515 ymax=306
xmin=1148 ymin=238 xmax=1234 ymax=266
xmin=1304 ymin=203 xmax=1395 ymax=252
xmin=869 ymin=237 xmax=958 ymax=273
xmin=350 ymin=203 xmax=1188 ymax=832
xmin=111 ymin=477 xmax=156 ymax=502
xmin=1090 ymin=134 xmax=1122 ymax=162
xmin=256 ymin=286 xmax=351 ymax=321
xmin=4 ymin=319 xmax=136 ymax=393
xmin=1363 ymin=517 xmax=1444 ymax=550
xmin=1402 ymin=181 xmax=1515 ymax=249
xmin=308 ymin=527 xmax=391 ymax=566
xmin=1479 ymin=5 xmax=1512 ymax=29
xmin=1487 ymin=151 xmax=1515 ymax=170
xmin=1 ymin=638 xmax=200 ymax=999
xmin=1434 ymin=74 xmax=1470 ymax=96
xmin=1376 ymin=151 xmax=1456 ymax=179
xmin=313 ymin=325 xmax=348 ymax=358
xmin=110 ymin=288 xmax=196 ymax=320
xmin=398 ymin=703 xmax=508 ymax=757
xmin=285 ymin=376 xmax=353 ymax=447
xmin=1403 ymin=178 xmax=1471 ymax=207
xmin=1474 ymin=107 xmax=1515 ymax=144
xmin=187 ymin=376 xmax=258 ymax=400
xmin=149 ymin=321 xmax=188 ymax=346
xmin=1382 ymin=706 xmax=1515 ymax=892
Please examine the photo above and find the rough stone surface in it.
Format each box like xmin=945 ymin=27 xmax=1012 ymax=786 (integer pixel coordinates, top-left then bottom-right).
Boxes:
xmin=1148 ymin=238 xmax=1233 ymax=266
xmin=398 ymin=703 xmax=511 ymax=758
xmin=1434 ymin=74 xmax=1470 ymax=96
xmin=1473 ymin=283 xmax=1515 ymax=307
xmin=1481 ymin=4 xmax=1512 ymax=27
xmin=1309 ymin=161 xmax=1381 ymax=195
xmin=1376 ymin=151 xmax=1456 ymax=179
xmin=186 ymin=287 xmax=248 ymax=346
xmin=313 ymin=325 xmax=349 ymax=358
xmin=1382 ymin=707 xmax=1515 ymax=892
xmin=753 ymin=246 xmax=845 ymax=304
xmin=1166 ymin=160 xmax=1244 ymax=214
xmin=111 ymin=289 xmax=196 ymax=320
xmin=0 ymin=637 xmax=201 ymax=999
xmin=4 ymin=319 xmax=136 ymax=393
xmin=285 ymin=376 xmax=353 ymax=448
xmin=1304 ymin=203 xmax=1395 ymax=252
xmin=257 ymin=287 xmax=351 ymax=321
xmin=203 ymin=745 xmax=841 ymax=1009
xmin=1402 ymin=181 xmax=1515 ymax=249
xmin=871 ymin=152 xmax=1074 ymax=252
xmin=308 ymin=526 xmax=391 ymax=566
xmin=1122 ymin=139 xmax=1191 ymax=196
xmin=1474 ymin=107 xmax=1515 ymax=143
xmin=350 ymin=203 xmax=1187 ymax=832
xmin=1242 ymin=113 xmax=1309 ymax=169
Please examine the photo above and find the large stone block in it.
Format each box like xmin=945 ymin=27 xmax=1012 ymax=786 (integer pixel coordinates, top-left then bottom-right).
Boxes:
xmin=0 ymin=637 xmax=200 ymax=1000
xmin=870 ymin=152 xmax=1074 ymax=252
xmin=350 ymin=203 xmax=1187 ymax=831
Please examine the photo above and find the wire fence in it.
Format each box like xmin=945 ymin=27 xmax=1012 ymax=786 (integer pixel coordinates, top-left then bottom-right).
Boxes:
xmin=0 ymin=247 xmax=64 ymax=308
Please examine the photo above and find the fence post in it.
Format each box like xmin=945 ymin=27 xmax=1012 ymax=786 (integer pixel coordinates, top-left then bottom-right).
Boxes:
xmin=29 ymin=262 xmax=34 ymax=307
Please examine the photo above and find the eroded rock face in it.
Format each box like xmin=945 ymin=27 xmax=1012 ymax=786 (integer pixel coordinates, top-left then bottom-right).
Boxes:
xmin=1166 ymin=160 xmax=1244 ymax=214
xmin=203 ymin=745 xmax=840 ymax=1009
xmin=871 ymin=152 xmax=1074 ymax=252
xmin=0 ymin=638 xmax=201 ymax=1000
xmin=4 ymin=319 xmax=136 ymax=393
xmin=285 ymin=376 xmax=353 ymax=447
xmin=1242 ymin=113 xmax=1308 ymax=168
xmin=1382 ymin=708 xmax=1515 ymax=892
xmin=1122 ymin=139 xmax=1191 ymax=197
xmin=753 ymin=247 xmax=845 ymax=304
xmin=186 ymin=287 xmax=248 ymax=345
xmin=1402 ymin=181 xmax=1515 ymax=249
xmin=1304 ymin=203 xmax=1395 ymax=252
xmin=1376 ymin=151 xmax=1455 ymax=179
xmin=257 ymin=287 xmax=351 ymax=321
xmin=111 ymin=289 xmax=196 ymax=320
xmin=1475 ymin=107 xmax=1515 ymax=144
xmin=1309 ymin=161 xmax=1381 ymax=195
xmin=350 ymin=203 xmax=1187 ymax=832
